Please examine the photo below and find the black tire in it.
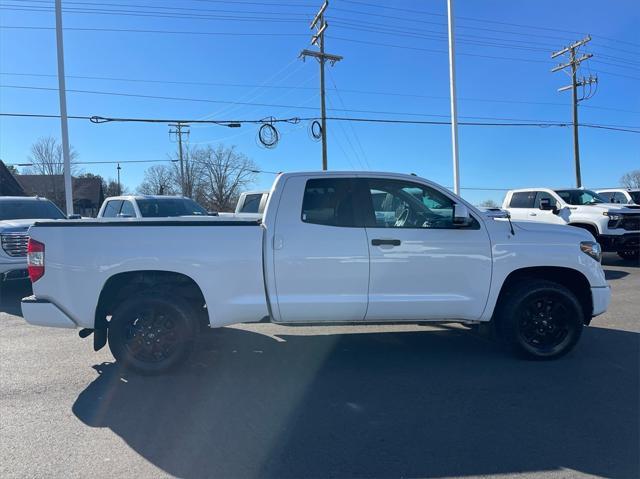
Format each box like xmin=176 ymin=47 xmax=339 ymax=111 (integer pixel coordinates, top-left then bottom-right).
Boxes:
xmin=617 ymin=249 xmax=639 ymax=262
xmin=108 ymin=294 xmax=197 ymax=375
xmin=496 ymin=279 xmax=583 ymax=360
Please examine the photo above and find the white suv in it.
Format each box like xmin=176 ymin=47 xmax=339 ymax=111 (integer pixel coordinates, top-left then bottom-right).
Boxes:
xmin=503 ymin=188 xmax=640 ymax=261
xmin=596 ymin=188 xmax=640 ymax=206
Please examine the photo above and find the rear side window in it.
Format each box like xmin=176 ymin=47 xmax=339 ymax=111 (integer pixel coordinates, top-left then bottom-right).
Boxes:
xmin=102 ymin=200 xmax=123 ymax=218
xmin=301 ymin=179 xmax=357 ymax=227
xmin=612 ymin=192 xmax=628 ymax=204
xmin=509 ymin=192 xmax=536 ymax=208
xmin=240 ymin=194 xmax=262 ymax=213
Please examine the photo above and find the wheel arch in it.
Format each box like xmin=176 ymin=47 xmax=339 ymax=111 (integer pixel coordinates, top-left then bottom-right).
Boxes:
xmin=492 ymin=266 xmax=593 ymax=324
xmin=95 ymin=270 xmax=209 ymax=333
xmin=568 ymin=222 xmax=599 ymax=238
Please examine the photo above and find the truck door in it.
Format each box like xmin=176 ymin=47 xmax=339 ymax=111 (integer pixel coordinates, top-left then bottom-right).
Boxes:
xmin=358 ymin=177 xmax=492 ymax=321
xmin=506 ymin=191 xmax=537 ymax=221
xmin=271 ymin=176 xmax=369 ymax=322
xmin=533 ymin=191 xmax=566 ymax=224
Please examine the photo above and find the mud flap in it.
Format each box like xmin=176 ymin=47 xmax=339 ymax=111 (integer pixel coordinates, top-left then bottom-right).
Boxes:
xmin=93 ymin=327 xmax=107 ymax=351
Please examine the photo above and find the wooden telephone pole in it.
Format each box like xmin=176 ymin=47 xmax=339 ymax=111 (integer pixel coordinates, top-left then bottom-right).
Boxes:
xmin=169 ymin=122 xmax=190 ymax=195
xmin=551 ymin=35 xmax=597 ymax=188
xmin=300 ymin=1 xmax=343 ymax=170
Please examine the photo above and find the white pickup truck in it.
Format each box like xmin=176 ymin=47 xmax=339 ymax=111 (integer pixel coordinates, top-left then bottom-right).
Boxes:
xmin=22 ymin=172 xmax=610 ymax=374
xmin=503 ymin=188 xmax=640 ymax=261
xmin=97 ymin=195 xmax=210 ymax=218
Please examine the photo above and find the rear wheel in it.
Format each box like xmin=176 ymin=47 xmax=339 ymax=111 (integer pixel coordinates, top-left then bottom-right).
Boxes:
xmin=108 ymin=294 xmax=196 ymax=374
xmin=617 ymin=249 xmax=639 ymax=262
xmin=496 ymin=280 xmax=583 ymax=360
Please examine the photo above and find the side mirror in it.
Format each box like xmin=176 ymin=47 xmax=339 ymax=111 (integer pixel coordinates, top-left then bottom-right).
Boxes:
xmin=452 ymin=203 xmax=471 ymax=226
xmin=67 ymin=214 xmax=81 ymax=220
xmin=539 ymin=198 xmax=559 ymax=213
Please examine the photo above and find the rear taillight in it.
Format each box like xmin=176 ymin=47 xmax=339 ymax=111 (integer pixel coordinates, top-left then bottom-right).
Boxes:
xmin=27 ymin=238 xmax=45 ymax=282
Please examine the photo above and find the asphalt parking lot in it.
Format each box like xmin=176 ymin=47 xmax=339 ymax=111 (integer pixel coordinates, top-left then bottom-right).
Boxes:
xmin=1 ymin=253 xmax=638 ymax=479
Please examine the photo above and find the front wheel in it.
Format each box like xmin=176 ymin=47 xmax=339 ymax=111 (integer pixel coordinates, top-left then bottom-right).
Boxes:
xmin=496 ymin=280 xmax=583 ymax=360
xmin=108 ymin=294 xmax=196 ymax=374
xmin=617 ymin=249 xmax=639 ymax=262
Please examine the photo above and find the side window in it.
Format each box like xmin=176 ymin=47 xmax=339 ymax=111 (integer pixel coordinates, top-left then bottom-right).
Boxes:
xmin=102 ymin=200 xmax=123 ymax=218
xmin=240 ymin=194 xmax=262 ymax=213
xmin=363 ymin=178 xmax=474 ymax=229
xmin=509 ymin=191 xmax=536 ymax=208
xmin=119 ymin=201 xmax=135 ymax=217
xmin=613 ymin=192 xmax=627 ymax=203
xmin=301 ymin=178 xmax=357 ymax=227
xmin=599 ymin=191 xmax=614 ymax=203
xmin=534 ymin=191 xmax=557 ymax=208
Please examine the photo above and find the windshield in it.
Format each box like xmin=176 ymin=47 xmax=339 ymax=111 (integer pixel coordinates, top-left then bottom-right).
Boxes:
xmin=554 ymin=189 xmax=607 ymax=205
xmin=136 ymin=198 xmax=208 ymax=217
xmin=0 ymin=200 xmax=66 ymax=220
xmin=630 ymin=192 xmax=640 ymax=204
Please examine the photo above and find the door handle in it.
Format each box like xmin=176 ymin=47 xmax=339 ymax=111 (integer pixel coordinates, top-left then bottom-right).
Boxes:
xmin=371 ymin=239 xmax=401 ymax=246
xmin=529 ymin=213 xmax=537 ymax=216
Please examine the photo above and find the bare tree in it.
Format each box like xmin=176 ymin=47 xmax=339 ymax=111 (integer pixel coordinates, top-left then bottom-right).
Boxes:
xmin=137 ymin=165 xmax=176 ymax=195
xmin=620 ymin=169 xmax=640 ymax=189
xmin=478 ymin=199 xmax=499 ymax=208
xmin=169 ymin=146 xmax=206 ymax=200
xmin=26 ymin=136 xmax=79 ymax=175
xmin=78 ymin=173 xmax=128 ymax=207
xmin=198 ymin=145 xmax=257 ymax=211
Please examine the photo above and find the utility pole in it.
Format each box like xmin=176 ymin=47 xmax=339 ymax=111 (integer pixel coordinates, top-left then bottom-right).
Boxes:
xmin=116 ymin=163 xmax=121 ymax=196
xmin=169 ymin=122 xmax=189 ymax=195
xmin=551 ymin=35 xmax=597 ymax=188
xmin=55 ymin=0 xmax=73 ymax=215
xmin=446 ymin=0 xmax=460 ymax=195
xmin=300 ymin=1 xmax=342 ymax=170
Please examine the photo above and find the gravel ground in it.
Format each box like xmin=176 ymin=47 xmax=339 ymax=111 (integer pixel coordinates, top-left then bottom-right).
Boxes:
xmin=1 ymin=253 xmax=638 ymax=479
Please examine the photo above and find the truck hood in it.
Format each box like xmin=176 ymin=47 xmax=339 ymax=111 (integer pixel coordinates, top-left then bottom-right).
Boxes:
xmin=571 ymin=203 xmax=640 ymax=213
xmin=512 ymin=220 xmax=594 ymax=241
xmin=0 ymin=218 xmax=39 ymax=231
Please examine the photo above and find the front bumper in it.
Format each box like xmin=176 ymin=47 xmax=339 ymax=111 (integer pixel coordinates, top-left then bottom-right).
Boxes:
xmin=597 ymin=233 xmax=640 ymax=252
xmin=0 ymin=260 xmax=28 ymax=282
xmin=591 ymin=286 xmax=611 ymax=318
xmin=21 ymin=296 xmax=77 ymax=329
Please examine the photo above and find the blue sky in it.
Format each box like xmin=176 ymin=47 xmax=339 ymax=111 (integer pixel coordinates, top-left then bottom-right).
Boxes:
xmin=1 ymin=0 xmax=638 ymax=205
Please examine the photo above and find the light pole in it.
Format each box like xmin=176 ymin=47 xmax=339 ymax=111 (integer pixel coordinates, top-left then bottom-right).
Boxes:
xmin=447 ymin=0 xmax=460 ymax=195
xmin=55 ymin=0 xmax=74 ymax=214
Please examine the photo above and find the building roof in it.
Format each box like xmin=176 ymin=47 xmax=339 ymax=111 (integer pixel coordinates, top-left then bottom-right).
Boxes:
xmin=16 ymin=175 xmax=103 ymax=205
xmin=0 ymin=161 xmax=26 ymax=196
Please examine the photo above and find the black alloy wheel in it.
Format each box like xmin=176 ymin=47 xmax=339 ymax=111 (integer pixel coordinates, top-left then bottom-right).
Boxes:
xmin=497 ymin=279 xmax=583 ymax=360
xmin=108 ymin=295 xmax=196 ymax=374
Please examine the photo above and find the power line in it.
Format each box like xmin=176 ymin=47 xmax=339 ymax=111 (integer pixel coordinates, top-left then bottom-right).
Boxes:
xmin=5 ymin=84 xmax=640 ymax=128
xmin=2 ymin=112 xmax=638 ymax=133
xmin=0 ymin=24 xmax=308 ymax=36
xmin=0 ymin=4 xmax=307 ymax=23
xmin=2 ymin=71 xmax=638 ymax=114
xmin=13 ymin=0 xmax=314 ymax=19
xmin=340 ymin=0 xmax=640 ymax=49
